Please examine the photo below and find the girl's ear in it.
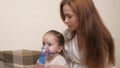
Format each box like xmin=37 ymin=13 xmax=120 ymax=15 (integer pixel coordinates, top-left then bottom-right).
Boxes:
xmin=58 ymin=46 xmax=64 ymax=53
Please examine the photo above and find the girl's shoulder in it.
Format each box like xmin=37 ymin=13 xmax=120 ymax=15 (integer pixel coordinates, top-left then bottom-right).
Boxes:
xmin=49 ymin=54 xmax=67 ymax=65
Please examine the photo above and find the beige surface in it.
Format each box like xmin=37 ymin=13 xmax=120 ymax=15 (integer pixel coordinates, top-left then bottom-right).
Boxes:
xmin=93 ymin=0 xmax=120 ymax=67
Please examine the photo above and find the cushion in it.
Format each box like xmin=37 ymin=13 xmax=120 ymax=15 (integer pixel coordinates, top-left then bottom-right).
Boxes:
xmin=0 ymin=49 xmax=40 ymax=68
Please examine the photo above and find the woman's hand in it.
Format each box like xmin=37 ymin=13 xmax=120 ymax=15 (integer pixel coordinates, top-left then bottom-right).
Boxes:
xmin=46 ymin=65 xmax=69 ymax=68
xmin=36 ymin=63 xmax=45 ymax=68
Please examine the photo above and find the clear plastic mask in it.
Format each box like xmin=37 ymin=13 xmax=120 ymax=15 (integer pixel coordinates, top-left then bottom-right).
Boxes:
xmin=38 ymin=44 xmax=58 ymax=64
xmin=41 ymin=44 xmax=50 ymax=58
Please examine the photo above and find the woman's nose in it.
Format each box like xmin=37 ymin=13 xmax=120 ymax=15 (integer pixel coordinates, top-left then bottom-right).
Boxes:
xmin=64 ymin=17 xmax=69 ymax=24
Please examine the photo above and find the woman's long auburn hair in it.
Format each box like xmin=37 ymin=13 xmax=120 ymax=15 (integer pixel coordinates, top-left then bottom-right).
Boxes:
xmin=60 ymin=0 xmax=115 ymax=68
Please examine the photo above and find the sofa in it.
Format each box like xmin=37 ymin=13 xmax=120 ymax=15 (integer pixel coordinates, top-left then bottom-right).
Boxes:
xmin=0 ymin=49 xmax=118 ymax=68
xmin=0 ymin=50 xmax=40 ymax=68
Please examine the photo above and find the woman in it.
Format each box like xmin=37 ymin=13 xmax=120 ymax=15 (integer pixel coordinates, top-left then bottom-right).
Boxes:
xmin=36 ymin=0 xmax=116 ymax=68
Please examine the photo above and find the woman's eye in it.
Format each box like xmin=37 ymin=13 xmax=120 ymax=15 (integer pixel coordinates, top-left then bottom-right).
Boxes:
xmin=65 ymin=14 xmax=72 ymax=18
xmin=67 ymin=15 xmax=72 ymax=18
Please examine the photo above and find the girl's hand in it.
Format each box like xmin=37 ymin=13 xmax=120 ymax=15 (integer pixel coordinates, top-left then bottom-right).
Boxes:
xmin=36 ymin=63 xmax=45 ymax=68
xmin=46 ymin=65 xmax=69 ymax=68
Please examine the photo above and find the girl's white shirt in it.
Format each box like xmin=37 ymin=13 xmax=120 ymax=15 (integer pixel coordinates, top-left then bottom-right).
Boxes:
xmin=37 ymin=54 xmax=67 ymax=66
xmin=45 ymin=54 xmax=67 ymax=66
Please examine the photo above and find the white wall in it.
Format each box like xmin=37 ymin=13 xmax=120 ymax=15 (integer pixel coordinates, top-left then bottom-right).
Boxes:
xmin=0 ymin=0 xmax=66 ymax=50
xmin=0 ymin=0 xmax=120 ymax=67
xmin=93 ymin=0 xmax=120 ymax=67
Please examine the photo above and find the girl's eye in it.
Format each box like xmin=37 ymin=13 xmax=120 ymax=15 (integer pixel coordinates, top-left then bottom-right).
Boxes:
xmin=42 ymin=42 xmax=45 ymax=45
xmin=48 ymin=43 xmax=52 ymax=46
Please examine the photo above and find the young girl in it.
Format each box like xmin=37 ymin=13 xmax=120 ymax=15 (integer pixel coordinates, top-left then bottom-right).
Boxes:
xmin=36 ymin=30 xmax=67 ymax=68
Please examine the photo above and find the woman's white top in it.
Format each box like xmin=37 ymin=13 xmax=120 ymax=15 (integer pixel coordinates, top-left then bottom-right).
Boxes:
xmin=65 ymin=35 xmax=84 ymax=68
xmin=65 ymin=35 xmax=117 ymax=68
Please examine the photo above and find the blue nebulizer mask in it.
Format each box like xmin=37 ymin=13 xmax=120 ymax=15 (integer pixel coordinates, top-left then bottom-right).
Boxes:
xmin=38 ymin=44 xmax=58 ymax=64
xmin=38 ymin=44 xmax=50 ymax=64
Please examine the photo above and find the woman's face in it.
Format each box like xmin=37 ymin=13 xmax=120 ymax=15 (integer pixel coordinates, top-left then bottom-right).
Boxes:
xmin=63 ymin=4 xmax=79 ymax=31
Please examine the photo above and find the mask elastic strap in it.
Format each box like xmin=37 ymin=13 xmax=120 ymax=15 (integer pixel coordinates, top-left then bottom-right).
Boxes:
xmin=49 ymin=51 xmax=58 ymax=54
